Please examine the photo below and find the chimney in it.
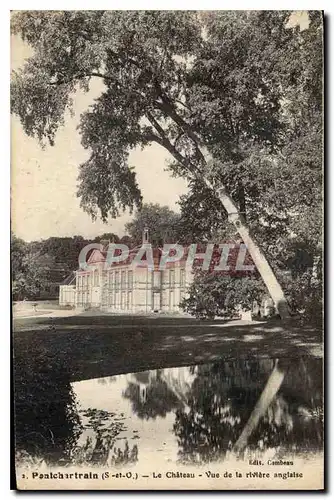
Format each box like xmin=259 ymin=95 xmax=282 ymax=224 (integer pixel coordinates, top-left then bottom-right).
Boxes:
xmin=142 ymin=226 xmax=149 ymax=245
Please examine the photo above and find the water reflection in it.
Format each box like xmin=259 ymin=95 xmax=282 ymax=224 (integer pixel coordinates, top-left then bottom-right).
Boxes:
xmin=123 ymin=369 xmax=194 ymax=419
xmin=173 ymin=358 xmax=323 ymax=464
xmin=15 ymin=355 xmax=323 ymax=467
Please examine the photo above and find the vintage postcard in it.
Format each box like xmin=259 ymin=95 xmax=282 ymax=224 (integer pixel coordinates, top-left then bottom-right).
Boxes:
xmin=11 ymin=10 xmax=324 ymax=490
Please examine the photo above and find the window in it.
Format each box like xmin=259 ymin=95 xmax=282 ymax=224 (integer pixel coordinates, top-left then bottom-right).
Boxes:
xmin=180 ymin=269 xmax=185 ymax=287
xmin=162 ymin=270 xmax=168 ymax=285
xmin=121 ymin=271 xmax=126 ymax=289
xmin=115 ymin=271 xmax=120 ymax=290
xmin=108 ymin=292 xmax=112 ymax=307
xmin=128 ymin=271 xmax=133 ymax=290
xmin=170 ymin=269 xmax=175 ymax=287
xmin=94 ymin=269 xmax=99 ymax=286
xmin=153 ymin=271 xmax=160 ymax=288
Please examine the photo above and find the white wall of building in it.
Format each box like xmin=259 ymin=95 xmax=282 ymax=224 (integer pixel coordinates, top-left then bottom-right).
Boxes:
xmin=59 ymin=257 xmax=194 ymax=313
xmin=59 ymin=285 xmax=76 ymax=306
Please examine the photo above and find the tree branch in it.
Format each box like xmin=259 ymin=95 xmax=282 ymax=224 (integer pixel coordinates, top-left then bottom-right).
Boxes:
xmin=48 ymin=71 xmax=118 ymax=86
xmin=145 ymin=111 xmax=198 ymax=173
xmin=154 ymin=90 xmax=206 ymax=165
xmin=174 ymin=98 xmax=192 ymax=112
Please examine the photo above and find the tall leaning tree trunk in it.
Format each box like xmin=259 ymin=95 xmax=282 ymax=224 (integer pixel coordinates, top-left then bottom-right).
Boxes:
xmin=207 ymin=181 xmax=291 ymax=319
xmin=232 ymin=359 xmax=286 ymax=454
xmin=147 ymin=107 xmax=292 ymax=319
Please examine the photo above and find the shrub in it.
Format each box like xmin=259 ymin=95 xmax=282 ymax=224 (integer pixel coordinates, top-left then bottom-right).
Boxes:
xmin=180 ymin=272 xmax=266 ymax=319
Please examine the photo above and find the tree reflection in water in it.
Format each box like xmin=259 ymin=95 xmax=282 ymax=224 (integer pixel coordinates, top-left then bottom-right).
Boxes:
xmin=123 ymin=370 xmax=184 ymax=419
xmin=248 ymin=358 xmax=323 ymax=455
xmin=173 ymin=358 xmax=323 ymax=464
xmin=122 ymin=358 xmax=323 ymax=465
xmin=15 ymin=350 xmax=322 ymax=468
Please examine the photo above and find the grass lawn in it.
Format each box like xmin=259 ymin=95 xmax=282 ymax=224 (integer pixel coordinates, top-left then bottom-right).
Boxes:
xmin=13 ymin=312 xmax=323 ymax=382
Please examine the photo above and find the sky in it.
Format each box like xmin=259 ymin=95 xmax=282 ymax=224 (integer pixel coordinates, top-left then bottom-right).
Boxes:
xmin=11 ymin=34 xmax=188 ymax=242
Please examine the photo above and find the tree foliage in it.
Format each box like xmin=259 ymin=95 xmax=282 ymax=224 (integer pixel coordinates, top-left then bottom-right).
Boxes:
xmin=11 ymin=11 xmax=320 ymax=222
xmin=125 ymin=202 xmax=181 ymax=246
xmin=12 ymin=234 xmax=52 ymax=300
xmin=177 ymin=11 xmax=322 ymax=255
xmin=181 ymin=273 xmax=266 ymax=320
xmin=12 ymin=234 xmax=92 ymax=299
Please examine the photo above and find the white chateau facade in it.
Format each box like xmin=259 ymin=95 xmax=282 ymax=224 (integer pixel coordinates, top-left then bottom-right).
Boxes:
xmin=59 ymin=229 xmax=275 ymax=317
xmin=59 ymin=230 xmax=192 ymax=313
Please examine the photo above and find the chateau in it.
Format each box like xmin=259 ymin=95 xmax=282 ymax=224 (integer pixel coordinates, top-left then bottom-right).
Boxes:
xmin=59 ymin=229 xmax=275 ymax=317
xmin=59 ymin=228 xmax=192 ymax=313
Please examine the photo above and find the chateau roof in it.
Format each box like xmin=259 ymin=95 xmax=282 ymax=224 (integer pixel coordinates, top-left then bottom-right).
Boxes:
xmin=80 ymin=244 xmax=187 ymax=272
xmin=77 ymin=241 xmax=255 ymax=276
